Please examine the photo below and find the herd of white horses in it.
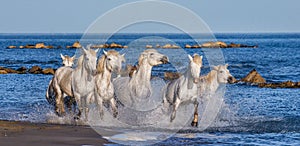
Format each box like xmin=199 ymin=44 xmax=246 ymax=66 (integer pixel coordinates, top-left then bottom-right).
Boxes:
xmin=46 ymin=46 xmax=234 ymax=127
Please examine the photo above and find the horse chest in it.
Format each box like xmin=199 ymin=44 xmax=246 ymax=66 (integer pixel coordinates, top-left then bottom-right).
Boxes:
xmin=178 ymin=86 xmax=197 ymax=102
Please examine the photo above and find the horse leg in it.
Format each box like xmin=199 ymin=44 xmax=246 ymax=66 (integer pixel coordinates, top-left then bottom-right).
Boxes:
xmin=84 ymin=93 xmax=93 ymax=121
xmin=95 ymin=93 xmax=104 ymax=119
xmin=65 ymin=94 xmax=73 ymax=113
xmin=170 ymin=99 xmax=180 ymax=122
xmin=55 ymin=89 xmax=65 ymax=116
xmin=110 ymin=98 xmax=118 ymax=118
xmin=191 ymin=100 xmax=199 ymax=127
xmin=73 ymin=92 xmax=82 ymax=120
xmin=162 ymin=97 xmax=169 ymax=114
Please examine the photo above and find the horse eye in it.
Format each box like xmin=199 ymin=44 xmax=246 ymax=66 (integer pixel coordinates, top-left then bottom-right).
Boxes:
xmin=220 ymin=71 xmax=224 ymax=73
xmin=108 ymin=58 xmax=111 ymax=61
xmin=150 ymin=53 xmax=154 ymax=56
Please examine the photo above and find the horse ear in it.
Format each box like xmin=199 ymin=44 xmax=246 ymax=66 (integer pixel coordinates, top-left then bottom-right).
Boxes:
xmin=188 ymin=54 xmax=193 ymax=62
xmin=103 ymin=50 xmax=108 ymax=56
xmin=225 ymin=63 xmax=229 ymax=68
xmin=71 ymin=55 xmax=76 ymax=60
xmin=95 ymin=49 xmax=99 ymax=53
xmin=200 ymin=55 xmax=203 ymax=60
xmin=60 ymin=54 xmax=65 ymax=60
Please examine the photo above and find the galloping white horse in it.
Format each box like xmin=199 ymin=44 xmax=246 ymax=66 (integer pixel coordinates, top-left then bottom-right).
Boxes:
xmin=162 ymin=54 xmax=203 ymax=122
xmin=94 ymin=50 xmax=125 ymax=119
xmin=46 ymin=54 xmax=75 ymax=106
xmin=198 ymin=64 xmax=234 ymax=98
xmin=113 ymin=49 xmax=168 ymax=107
xmin=72 ymin=48 xmax=98 ymax=120
xmin=52 ymin=47 xmax=98 ymax=119
xmin=190 ymin=64 xmax=235 ymax=126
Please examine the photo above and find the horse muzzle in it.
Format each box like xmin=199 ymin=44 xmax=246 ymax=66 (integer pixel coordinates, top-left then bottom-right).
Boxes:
xmin=227 ymin=76 xmax=236 ymax=84
xmin=160 ymin=56 xmax=169 ymax=64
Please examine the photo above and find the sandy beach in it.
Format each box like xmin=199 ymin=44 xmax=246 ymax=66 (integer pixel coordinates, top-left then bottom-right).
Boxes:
xmin=0 ymin=120 xmax=111 ymax=146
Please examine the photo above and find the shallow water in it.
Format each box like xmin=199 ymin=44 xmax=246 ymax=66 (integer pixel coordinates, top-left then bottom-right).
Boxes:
xmin=0 ymin=33 xmax=299 ymax=145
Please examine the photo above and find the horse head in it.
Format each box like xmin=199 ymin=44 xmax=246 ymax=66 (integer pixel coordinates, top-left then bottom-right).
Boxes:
xmin=212 ymin=64 xmax=235 ymax=84
xmin=188 ymin=54 xmax=203 ymax=83
xmin=81 ymin=46 xmax=99 ymax=76
xmin=60 ymin=54 xmax=75 ymax=67
xmin=138 ymin=49 xmax=169 ymax=67
xmin=97 ymin=50 xmax=125 ymax=74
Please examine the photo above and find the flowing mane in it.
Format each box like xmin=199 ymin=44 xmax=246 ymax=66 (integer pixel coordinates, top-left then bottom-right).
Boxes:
xmin=205 ymin=69 xmax=217 ymax=84
xmin=77 ymin=55 xmax=84 ymax=68
xmin=97 ymin=50 xmax=120 ymax=74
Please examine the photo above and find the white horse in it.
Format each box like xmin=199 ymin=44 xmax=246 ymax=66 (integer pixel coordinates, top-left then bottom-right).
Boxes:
xmin=94 ymin=50 xmax=125 ymax=119
xmin=113 ymin=49 xmax=168 ymax=107
xmin=198 ymin=64 xmax=234 ymax=98
xmin=162 ymin=54 xmax=203 ymax=122
xmin=71 ymin=47 xmax=98 ymax=120
xmin=190 ymin=64 xmax=235 ymax=126
xmin=46 ymin=54 xmax=75 ymax=106
xmin=52 ymin=47 xmax=98 ymax=118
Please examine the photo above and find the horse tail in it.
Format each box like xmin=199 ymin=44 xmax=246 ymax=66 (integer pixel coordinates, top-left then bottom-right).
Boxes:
xmin=45 ymin=78 xmax=55 ymax=106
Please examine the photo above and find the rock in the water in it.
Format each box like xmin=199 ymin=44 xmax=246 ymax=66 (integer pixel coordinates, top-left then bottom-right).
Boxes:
xmin=258 ymin=81 xmax=300 ymax=88
xmin=17 ymin=66 xmax=27 ymax=74
xmin=35 ymin=43 xmax=45 ymax=48
xmin=7 ymin=46 xmax=17 ymax=49
xmin=28 ymin=66 xmax=43 ymax=74
xmin=185 ymin=44 xmax=191 ymax=48
xmin=25 ymin=44 xmax=35 ymax=49
xmin=67 ymin=41 xmax=81 ymax=48
xmin=241 ymin=69 xmax=266 ymax=84
xmin=146 ymin=45 xmax=153 ymax=49
xmin=164 ymin=72 xmax=181 ymax=80
xmin=201 ymin=42 xmax=220 ymax=48
xmin=109 ymin=42 xmax=123 ymax=48
xmin=42 ymin=68 xmax=55 ymax=75
xmin=162 ymin=44 xmax=180 ymax=49
xmin=0 ymin=70 xmax=7 ymax=74
xmin=0 ymin=67 xmax=18 ymax=73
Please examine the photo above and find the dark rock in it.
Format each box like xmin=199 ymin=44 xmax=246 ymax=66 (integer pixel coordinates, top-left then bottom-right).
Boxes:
xmin=241 ymin=69 xmax=266 ymax=84
xmin=17 ymin=66 xmax=27 ymax=74
xmin=259 ymin=81 xmax=300 ymax=88
xmin=25 ymin=44 xmax=35 ymax=49
xmin=28 ymin=66 xmax=43 ymax=74
xmin=164 ymin=72 xmax=181 ymax=80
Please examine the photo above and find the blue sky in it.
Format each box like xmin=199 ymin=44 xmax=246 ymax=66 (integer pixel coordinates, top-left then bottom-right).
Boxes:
xmin=0 ymin=0 xmax=299 ymax=33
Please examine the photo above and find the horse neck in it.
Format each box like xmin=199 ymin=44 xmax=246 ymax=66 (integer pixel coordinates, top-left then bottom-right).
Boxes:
xmin=75 ymin=60 xmax=92 ymax=83
xmin=99 ymin=61 xmax=112 ymax=84
xmin=182 ymin=63 xmax=197 ymax=89
xmin=130 ymin=62 xmax=152 ymax=87
xmin=183 ymin=64 xmax=193 ymax=80
xmin=206 ymin=70 xmax=219 ymax=92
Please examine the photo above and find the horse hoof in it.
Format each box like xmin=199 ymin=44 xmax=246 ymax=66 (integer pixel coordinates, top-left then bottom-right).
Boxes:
xmin=113 ymin=113 xmax=117 ymax=118
xmin=191 ymin=121 xmax=198 ymax=127
xmin=74 ymin=116 xmax=80 ymax=120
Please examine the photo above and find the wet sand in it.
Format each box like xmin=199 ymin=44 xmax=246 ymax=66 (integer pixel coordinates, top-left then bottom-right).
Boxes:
xmin=0 ymin=120 xmax=111 ymax=146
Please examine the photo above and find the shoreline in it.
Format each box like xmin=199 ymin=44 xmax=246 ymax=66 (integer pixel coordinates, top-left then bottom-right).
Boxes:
xmin=0 ymin=120 xmax=111 ymax=146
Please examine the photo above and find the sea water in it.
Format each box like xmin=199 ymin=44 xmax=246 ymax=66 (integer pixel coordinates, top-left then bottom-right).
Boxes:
xmin=0 ymin=33 xmax=299 ymax=145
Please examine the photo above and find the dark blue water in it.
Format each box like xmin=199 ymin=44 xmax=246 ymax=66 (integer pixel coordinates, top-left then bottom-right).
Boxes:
xmin=0 ymin=33 xmax=299 ymax=145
